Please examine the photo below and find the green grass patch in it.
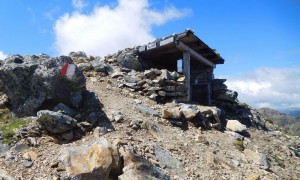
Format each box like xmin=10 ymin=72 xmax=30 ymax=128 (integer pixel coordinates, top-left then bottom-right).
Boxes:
xmin=0 ymin=108 xmax=29 ymax=144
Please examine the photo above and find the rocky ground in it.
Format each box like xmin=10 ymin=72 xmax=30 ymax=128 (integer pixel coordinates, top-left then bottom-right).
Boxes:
xmin=0 ymin=52 xmax=300 ymax=180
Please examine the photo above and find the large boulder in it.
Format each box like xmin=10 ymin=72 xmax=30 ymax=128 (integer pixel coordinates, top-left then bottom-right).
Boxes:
xmin=60 ymin=138 xmax=120 ymax=179
xmin=37 ymin=110 xmax=77 ymax=134
xmin=226 ymin=120 xmax=247 ymax=133
xmin=117 ymin=53 xmax=142 ymax=71
xmin=0 ymin=54 xmax=86 ymax=117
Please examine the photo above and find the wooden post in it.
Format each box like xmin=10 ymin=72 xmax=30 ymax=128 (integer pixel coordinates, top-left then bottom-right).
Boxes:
xmin=207 ymin=83 xmax=211 ymax=105
xmin=183 ymin=52 xmax=191 ymax=102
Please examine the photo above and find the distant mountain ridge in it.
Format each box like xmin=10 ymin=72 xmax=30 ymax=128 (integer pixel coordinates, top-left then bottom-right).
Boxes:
xmin=280 ymin=109 xmax=300 ymax=117
xmin=258 ymin=107 xmax=300 ymax=136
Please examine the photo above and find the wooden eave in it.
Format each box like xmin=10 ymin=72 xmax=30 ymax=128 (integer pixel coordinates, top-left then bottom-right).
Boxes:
xmin=138 ymin=30 xmax=225 ymax=65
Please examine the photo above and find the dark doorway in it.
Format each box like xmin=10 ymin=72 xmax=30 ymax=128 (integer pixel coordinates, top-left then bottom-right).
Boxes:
xmin=192 ymin=84 xmax=209 ymax=105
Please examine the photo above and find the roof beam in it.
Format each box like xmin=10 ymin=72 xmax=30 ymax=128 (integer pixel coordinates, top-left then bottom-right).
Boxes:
xmin=176 ymin=41 xmax=216 ymax=68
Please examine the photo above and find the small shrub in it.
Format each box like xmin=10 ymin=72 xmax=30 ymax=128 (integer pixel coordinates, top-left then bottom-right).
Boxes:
xmin=266 ymin=118 xmax=274 ymax=124
xmin=234 ymin=140 xmax=244 ymax=151
xmin=240 ymin=103 xmax=251 ymax=109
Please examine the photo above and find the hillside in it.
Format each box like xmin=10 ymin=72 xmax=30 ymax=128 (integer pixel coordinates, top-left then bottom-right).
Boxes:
xmin=258 ymin=107 xmax=300 ymax=136
xmin=0 ymin=52 xmax=299 ymax=179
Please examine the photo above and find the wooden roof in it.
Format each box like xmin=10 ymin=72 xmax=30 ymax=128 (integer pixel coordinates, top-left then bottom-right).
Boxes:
xmin=137 ymin=30 xmax=225 ymax=66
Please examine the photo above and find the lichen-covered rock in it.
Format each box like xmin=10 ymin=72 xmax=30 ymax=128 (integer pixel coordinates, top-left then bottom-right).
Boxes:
xmin=59 ymin=138 xmax=120 ymax=179
xmin=161 ymin=107 xmax=182 ymax=119
xmin=37 ymin=110 xmax=77 ymax=134
xmin=119 ymin=150 xmax=170 ymax=180
xmin=0 ymin=54 xmax=86 ymax=117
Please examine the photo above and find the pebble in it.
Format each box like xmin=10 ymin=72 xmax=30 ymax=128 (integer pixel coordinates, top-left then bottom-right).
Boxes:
xmin=23 ymin=160 xmax=33 ymax=168
xmin=50 ymin=161 xmax=59 ymax=168
xmin=27 ymin=137 xmax=38 ymax=147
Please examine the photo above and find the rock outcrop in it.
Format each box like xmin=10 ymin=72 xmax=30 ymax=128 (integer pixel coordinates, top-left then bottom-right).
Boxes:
xmin=0 ymin=54 xmax=86 ymax=117
xmin=0 ymin=50 xmax=299 ymax=180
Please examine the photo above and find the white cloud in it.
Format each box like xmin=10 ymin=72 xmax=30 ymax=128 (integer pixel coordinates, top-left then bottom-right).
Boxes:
xmin=0 ymin=51 xmax=7 ymax=60
xmin=72 ymin=0 xmax=88 ymax=12
xmin=225 ymin=67 xmax=300 ymax=110
xmin=54 ymin=0 xmax=190 ymax=56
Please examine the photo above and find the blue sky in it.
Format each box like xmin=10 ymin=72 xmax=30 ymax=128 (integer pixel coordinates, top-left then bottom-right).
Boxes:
xmin=0 ymin=0 xmax=299 ymax=110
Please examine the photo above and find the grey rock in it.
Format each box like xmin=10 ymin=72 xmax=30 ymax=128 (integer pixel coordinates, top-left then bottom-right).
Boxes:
xmin=119 ymin=150 xmax=170 ymax=180
xmin=158 ymin=91 xmax=166 ymax=97
xmin=94 ymin=126 xmax=108 ymax=137
xmin=226 ymin=120 xmax=247 ymax=133
xmin=133 ymin=99 xmax=142 ymax=104
xmin=27 ymin=137 xmax=38 ymax=147
xmin=180 ymin=104 xmax=199 ymax=120
xmin=162 ymin=86 xmax=176 ymax=92
xmin=86 ymin=112 xmax=98 ymax=126
xmin=117 ymin=53 xmax=142 ymax=71
xmin=124 ymin=76 xmax=140 ymax=83
xmin=154 ymin=145 xmax=185 ymax=179
xmin=111 ymin=71 xmax=125 ymax=78
xmin=0 ymin=55 xmax=86 ymax=117
xmin=53 ymin=103 xmax=77 ymax=117
xmin=225 ymin=131 xmax=245 ymax=140
xmin=133 ymin=104 xmax=159 ymax=117
xmin=217 ymin=90 xmax=238 ymax=103
xmin=144 ymin=69 xmax=156 ymax=78
xmin=244 ymin=149 xmax=270 ymax=170
xmin=111 ymin=110 xmax=123 ymax=122
xmin=23 ymin=160 xmax=33 ymax=168
xmin=146 ymin=87 xmax=162 ymax=91
xmin=11 ymin=143 xmax=29 ymax=152
xmin=0 ymin=144 xmax=9 ymax=156
xmin=77 ymin=122 xmax=91 ymax=132
xmin=0 ymin=169 xmax=14 ymax=180
xmin=136 ymin=80 xmax=146 ymax=86
xmin=77 ymin=63 xmax=92 ymax=71
xmin=61 ymin=131 xmax=74 ymax=141
xmin=69 ymin=51 xmax=87 ymax=58
xmin=170 ymin=71 xmax=179 ymax=80
xmin=231 ymin=159 xmax=240 ymax=167
xmin=125 ymin=83 xmax=138 ymax=89
xmin=160 ymin=69 xmax=170 ymax=80
xmin=198 ymin=106 xmax=222 ymax=130
xmin=4 ymin=54 xmax=24 ymax=64
xmin=90 ymin=59 xmax=108 ymax=72
xmin=37 ymin=110 xmax=77 ymax=134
